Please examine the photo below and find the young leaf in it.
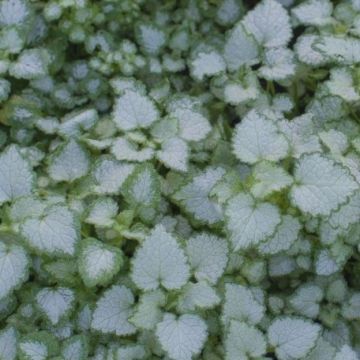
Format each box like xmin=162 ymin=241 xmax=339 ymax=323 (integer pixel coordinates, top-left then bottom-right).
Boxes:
xmin=224 ymin=22 xmax=260 ymax=71
xmin=278 ymin=114 xmax=321 ymax=158
xmin=91 ymin=285 xmax=136 ymax=336
xmin=174 ymin=167 xmax=225 ymax=225
xmin=78 ymin=238 xmax=123 ymax=288
xmin=314 ymin=36 xmax=360 ymax=65
xmin=258 ymin=215 xmax=301 ymax=255
xmin=225 ymin=193 xmax=281 ymax=250
xmin=157 ymin=137 xmax=189 ymax=172
xmin=334 ymin=345 xmax=359 ymax=360
xmin=268 ymin=317 xmax=321 ymax=360
xmin=177 ymin=281 xmax=220 ymax=312
xmin=290 ymin=153 xmax=358 ymax=216
xmin=259 ymin=47 xmax=296 ymax=81
xmin=232 ymin=110 xmax=289 ymax=164
xmin=243 ymin=0 xmax=292 ymax=48
xmin=20 ymin=204 xmax=80 ymax=257
xmin=61 ymin=335 xmax=89 ymax=360
xmin=328 ymin=192 xmax=360 ymax=229
xmin=18 ymin=332 xmax=59 ymax=360
xmin=156 ymin=313 xmax=208 ymax=360
xmin=116 ymin=345 xmax=146 ymax=360
xmin=130 ymin=290 xmax=166 ymax=330
xmin=9 ymin=49 xmax=49 ymax=80
xmin=186 ymin=233 xmax=228 ymax=284
xmin=251 ymin=162 xmax=293 ymax=199
xmin=0 ymin=145 xmax=34 ymax=204
xmin=85 ymin=197 xmax=118 ymax=228
xmin=171 ymin=107 xmax=211 ymax=142
xmin=131 ymin=225 xmax=190 ymax=291
xmin=189 ymin=48 xmax=226 ymax=81
xmin=222 ymin=283 xmax=265 ymax=327
xmin=111 ymin=137 xmax=154 ymax=162
xmin=289 ymin=284 xmax=323 ymax=319
xmin=0 ymin=326 xmax=17 ymax=360
xmin=35 ymin=287 xmax=75 ymax=325
xmin=292 ymin=0 xmax=333 ymax=27
xmin=113 ymin=90 xmax=159 ymax=131
xmin=122 ymin=163 xmax=160 ymax=210
xmin=48 ymin=139 xmax=90 ymax=182
xmin=92 ymin=157 xmax=134 ymax=195
xmin=59 ymin=108 xmax=98 ymax=138
xmin=0 ymin=241 xmax=29 ymax=300
xmin=225 ymin=321 xmax=266 ymax=360
xmin=0 ymin=0 xmax=31 ymax=26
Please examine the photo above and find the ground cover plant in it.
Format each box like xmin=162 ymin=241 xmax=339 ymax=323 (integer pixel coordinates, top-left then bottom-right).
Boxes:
xmin=0 ymin=0 xmax=360 ymax=359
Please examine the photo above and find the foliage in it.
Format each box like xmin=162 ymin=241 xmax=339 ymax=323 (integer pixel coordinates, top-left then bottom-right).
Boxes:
xmin=0 ymin=0 xmax=360 ymax=359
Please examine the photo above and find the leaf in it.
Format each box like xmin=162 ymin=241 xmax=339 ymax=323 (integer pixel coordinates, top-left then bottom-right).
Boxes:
xmin=59 ymin=108 xmax=98 ymax=138
xmin=294 ymin=35 xmax=326 ymax=66
xmin=112 ymin=90 xmax=159 ymax=131
xmin=223 ymin=73 xmax=259 ymax=105
xmin=223 ymin=22 xmax=260 ymax=71
xmin=156 ymin=313 xmax=208 ymax=360
xmin=78 ymin=238 xmax=123 ymax=288
xmin=35 ymin=287 xmax=75 ymax=325
xmin=186 ymin=233 xmax=228 ymax=284
xmin=290 ymin=153 xmax=358 ymax=216
xmin=177 ymin=281 xmax=220 ymax=312
xmin=268 ymin=317 xmax=321 ymax=360
xmin=328 ymin=192 xmax=360 ymax=229
xmin=232 ymin=110 xmax=289 ymax=164
xmin=292 ymin=0 xmax=333 ymax=27
xmin=319 ymin=129 xmax=348 ymax=155
xmin=116 ymin=345 xmax=146 ymax=360
xmin=48 ymin=139 xmax=90 ymax=182
xmin=157 ymin=137 xmax=189 ymax=172
xmin=189 ymin=48 xmax=226 ymax=81
xmin=225 ymin=193 xmax=281 ymax=250
xmin=174 ymin=167 xmax=225 ymax=224
xmin=18 ymin=332 xmax=59 ymax=360
xmin=136 ymin=23 xmax=166 ymax=55
xmin=8 ymin=197 xmax=46 ymax=223
xmin=225 ymin=321 xmax=266 ymax=360
xmin=131 ymin=225 xmax=190 ymax=291
xmin=171 ymin=107 xmax=211 ymax=142
xmin=122 ymin=163 xmax=160 ymax=209
xmin=314 ymin=36 xmax=360 ymax=65
xmin=20 ymin=204 xmax=80 ymax=257
xmin=250 ymin=162 xmax=293 ymax=199
xmin=259 ymin=47 xmax=296 ymax=81
xmin=9 ymin=49 xmax=49 ymax=79
xmin=0 ymin=0 xmax=31 ymax=26
xmin=334 ymin=345 xmax=359 ymax=360
xmin=0 ymin=241 xmax=29 ymax=300
xmin=0 ymin=145 xmax=34 ymax=204
xmin=278 ymin=114 xmax=321 ymax=158
xmin=258 ymin=215 xmax=301 ymax=255
xmin=85 ymin=197 xmax=118 ymax=228
xmin=289 ymin=285 xmax=324 ymax=319
xmin=111 ymin=137 xmax=154 ymax=162
xmin=243 ymin=0 xmax=292 ymax=48
xmin=91 ymin=285 xmax=136 ymax=336
xmin=325 ymin=67 xmax=360 ymax=103
xmin=0 ymin=326 xmax=17 ymax=360
xmin=222 ymin=283 xmax=265 ymax=327
xmin=92 ymin=156 xmax=135 ymax=195
xmin=130 ymin=290 xmax=166 ymax=330
xmin=61 ymin=335 xmax=89 ymax=360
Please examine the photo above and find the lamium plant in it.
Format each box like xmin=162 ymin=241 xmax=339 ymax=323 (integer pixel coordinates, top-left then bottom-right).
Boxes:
xmin=0 ymin=0 xmax=360 ymax=359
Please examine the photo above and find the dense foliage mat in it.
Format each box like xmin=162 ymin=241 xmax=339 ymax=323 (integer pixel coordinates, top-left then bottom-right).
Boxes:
xmin=0 ymin=0 xmax=360 ymax=359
